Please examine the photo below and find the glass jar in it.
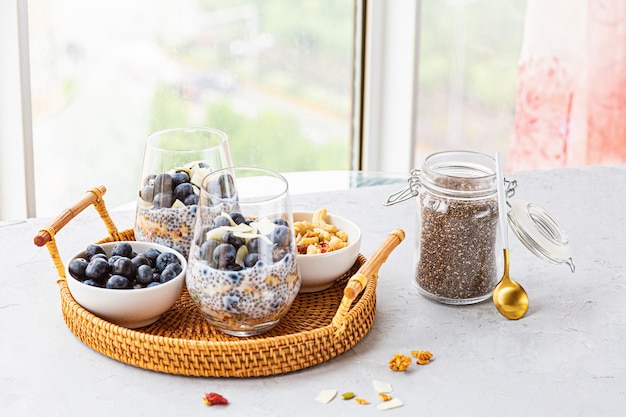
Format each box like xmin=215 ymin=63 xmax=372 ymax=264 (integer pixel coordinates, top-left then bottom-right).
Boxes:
xmin=386 ymin=150 xmax=575 ymax=306
xmin=413 ymin=151 xmax=501 ymax=304
xmin=134 ymin=127 xmax=233 ymax=258
xmin=186 ymin=167 xmax=301 ymax=336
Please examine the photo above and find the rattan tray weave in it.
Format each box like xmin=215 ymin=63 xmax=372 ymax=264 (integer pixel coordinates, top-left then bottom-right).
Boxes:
xmin=34 ymin=186 xmax=404 ymax=377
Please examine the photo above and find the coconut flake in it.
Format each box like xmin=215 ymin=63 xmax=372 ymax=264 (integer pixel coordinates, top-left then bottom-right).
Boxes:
xmin=373 ymin=380 xmax=392 ymax=393
xmin=376 ymin=397 xmax=403 ymax=410
xmin=315 ymin=389 xmax=337 ymax=404
xmin=256 ymin=216 xmax=276 ymax=235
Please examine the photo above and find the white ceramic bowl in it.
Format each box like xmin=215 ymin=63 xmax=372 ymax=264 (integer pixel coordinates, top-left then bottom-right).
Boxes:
xmin=65 ymin=241 xmax=186 ymax=328
xmin=293 ymin=211 xmax=362 ymax=293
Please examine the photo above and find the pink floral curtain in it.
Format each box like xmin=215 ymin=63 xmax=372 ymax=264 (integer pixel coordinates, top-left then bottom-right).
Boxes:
xmin=509 ymin=0 xmax=626 ymax=171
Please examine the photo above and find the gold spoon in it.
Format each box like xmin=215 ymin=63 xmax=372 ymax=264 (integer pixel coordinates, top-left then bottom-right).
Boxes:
xmin=492 ymin=153 xmax=529 ymax=320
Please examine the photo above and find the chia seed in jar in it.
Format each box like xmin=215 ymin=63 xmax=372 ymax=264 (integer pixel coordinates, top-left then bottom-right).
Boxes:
xmin=416 ymin=187 xmax=498 ymax=301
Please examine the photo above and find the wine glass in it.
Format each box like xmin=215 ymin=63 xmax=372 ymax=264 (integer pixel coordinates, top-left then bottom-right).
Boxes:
xmin=134 ymin=127 xmax=232 ymax=258
xmin=186 ymin=166 xmax=301 ymax=336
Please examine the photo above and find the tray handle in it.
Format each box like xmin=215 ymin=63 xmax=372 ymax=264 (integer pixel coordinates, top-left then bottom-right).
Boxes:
xmin=33 ymin=185 xmax=123 ymax=280
xmin=331 ymin=229 xmax=405 ymax=337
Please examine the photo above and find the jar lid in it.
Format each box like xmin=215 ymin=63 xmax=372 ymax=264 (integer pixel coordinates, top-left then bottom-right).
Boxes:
xmin=507 ymin=199 xmax=575 ymax=273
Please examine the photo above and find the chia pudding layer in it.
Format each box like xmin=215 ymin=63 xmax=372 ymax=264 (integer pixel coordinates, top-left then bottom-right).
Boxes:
xmin=186 ymin=247 xmax=300 ymax=330
xmin=134 ymin=205 xmax=197 ymax=258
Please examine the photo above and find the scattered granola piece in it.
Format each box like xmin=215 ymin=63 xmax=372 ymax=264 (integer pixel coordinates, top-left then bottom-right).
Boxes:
xmin=388 ymin=353 xmax=412 ymax=371
xmin=203 ymin=392 xmax=228 ymax=406
xmin=378 ymin=393 xmax=393 ymax=402
xmin=373 ymin=380 xmax=393 ymax=393
xmin=377 ymin=397 xmax=404 ymax=410
xmin=341 ymin=391 xmax=355 ymax=400
xmin=354 ymin=397 xmax=370 ymax=405
xmin=411 ymin=350 xmax=434 ymax=365
xmin=315 ymin=389 xmax=337 ymax=404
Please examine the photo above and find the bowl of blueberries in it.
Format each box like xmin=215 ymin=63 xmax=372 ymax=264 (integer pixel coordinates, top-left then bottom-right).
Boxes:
xmin=66 ymin=241 xmax=186 ymax=328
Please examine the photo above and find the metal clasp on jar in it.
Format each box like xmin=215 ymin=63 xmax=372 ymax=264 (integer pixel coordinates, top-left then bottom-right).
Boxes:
xmin=384 ymin=169 xmax=518 ymax=206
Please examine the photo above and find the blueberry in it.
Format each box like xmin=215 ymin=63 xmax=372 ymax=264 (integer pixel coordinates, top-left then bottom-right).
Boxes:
xmin=199 ymin=240 xmax=218 ymax=262
xmin=107 ymin=255 xmax=121 ymax=269
xmin=212 ymin=243 xmax=237 ymax=269
xmin=147 ymin=281 xmax=161 ymax=288
xmin=143 ymin=173 xmax=156 ymax=186
xmin=143 ymin=248 xmax=161 ymax=266
xmin=68 ymin=258 xmax=88 ymax=281
xmin=184 ymin=193 xmax=199 ymax=206
xmin=217 ymin=173 xmax=236 ymax=198
xmin=156 ymin=252 xmax=179 ymax=272
xmin=271 ymin=225 xmax=292 ymax=247
xmin=85 ymin=258 xmax=110 ymax=284
xmin=90 ymin=253 xmax=108 ymax=262
xmin=135 ymin=264 xmax=154 ymax=285
xmin=213 ymin=215 xmax=231 ymax=227
xmin=221 ymin=231 xmax=244 ymax=249
xmin=243 ymin=252 xmax=260 ymax=268
xmin=174 ymin=182 xmax=194 ymax=202
xmin=171 ymin=171 xmax=190 ymax=187
xmin=140 ymin=184 xmax=154 ymax=203
xmin=247 ymin=237 xmax=271 ymax=254
xmin=84 ymin=244 xmax=105 ymax=261
xmin=111 ymin=242 xmax=133 ymax=258
xmin=272 ymin=218 xmax=289 ymax=227
xmin=106 ymin=275 xmax=131 ymax=289
xmin=160 ymin=263 xmax=182 ymax=283
xmin=85 ymin=258 xmax=110 ymax=282
xmin=112 ymin=257 xmax=136 ymax=279
xmin=83 ymin=279 xmax=102 ymax=287
xmin=229 ymin=212 xmax=245 ymax=225
xmin=131 ymin=254 xmax=151 ymax=269
xmin=153 ymin=173 xmax=174 ymax=195
xmin=153 ymin=192 xmax=175 ymax=209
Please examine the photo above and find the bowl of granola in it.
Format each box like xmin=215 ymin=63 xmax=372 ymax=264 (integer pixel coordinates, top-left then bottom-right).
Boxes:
xmin=293 ymin=209 xmax=362 ymax=293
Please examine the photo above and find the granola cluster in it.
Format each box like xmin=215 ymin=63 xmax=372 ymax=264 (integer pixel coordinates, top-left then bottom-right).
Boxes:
xmin=388 ymin=350 xmax=434 ymax=371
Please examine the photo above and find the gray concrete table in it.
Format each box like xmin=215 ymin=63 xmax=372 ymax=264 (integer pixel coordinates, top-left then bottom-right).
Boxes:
xmin=1 ymin=166 xmax=625 ymax=416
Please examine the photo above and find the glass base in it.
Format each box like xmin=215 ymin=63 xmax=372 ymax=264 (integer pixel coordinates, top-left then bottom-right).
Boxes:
xmin=203 ymin=316 xmax=280 ymax=337
xmin=413 ymin=280 xmax=493 ymax=305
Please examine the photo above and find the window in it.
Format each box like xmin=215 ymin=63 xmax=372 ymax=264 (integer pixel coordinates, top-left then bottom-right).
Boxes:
xmin=11 ymin=0 xmax=360 ymax=219
xmin=1 ymin=1 xmax=529 ymax=221
xmin=413 ymin=0 xmax=527 ymax=169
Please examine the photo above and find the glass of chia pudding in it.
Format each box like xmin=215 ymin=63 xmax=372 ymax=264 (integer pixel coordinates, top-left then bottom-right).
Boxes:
xmin=186 ymin=167 xmax=301 ymax=336
xmin=134 ymin=127 xmax=233 ymax=258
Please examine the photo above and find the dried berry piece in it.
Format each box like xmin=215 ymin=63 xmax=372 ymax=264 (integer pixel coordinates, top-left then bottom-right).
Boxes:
xmin=411 ymin=350 xmax=434 ymax=365
xmin=388 ymin=353 xmax=412 ymax=371
xmin=203 ymin=392 xmax=228 ymax=406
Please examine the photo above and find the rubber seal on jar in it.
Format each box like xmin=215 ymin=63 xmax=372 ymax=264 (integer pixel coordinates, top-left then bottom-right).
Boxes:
xmin=507 ymin=199 xmax=575 ymax=273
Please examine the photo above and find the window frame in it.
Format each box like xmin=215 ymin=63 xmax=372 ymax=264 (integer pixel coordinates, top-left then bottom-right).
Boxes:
xmin=2 ymin=0 xmax=420 ymax=220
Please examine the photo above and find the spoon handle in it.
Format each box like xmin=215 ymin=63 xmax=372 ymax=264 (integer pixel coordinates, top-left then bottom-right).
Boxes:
xmin=495 ymin=153 xmax=509 ymax=250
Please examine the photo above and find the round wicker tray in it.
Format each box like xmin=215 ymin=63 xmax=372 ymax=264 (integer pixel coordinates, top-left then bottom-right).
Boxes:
xmin=35 ymin=186 xmax=404 ymax=377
